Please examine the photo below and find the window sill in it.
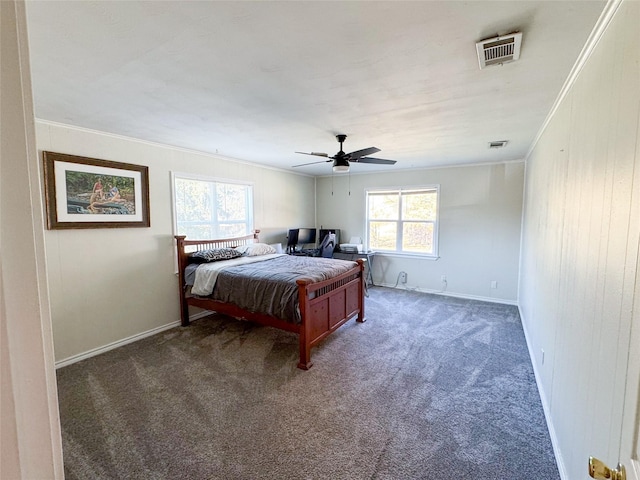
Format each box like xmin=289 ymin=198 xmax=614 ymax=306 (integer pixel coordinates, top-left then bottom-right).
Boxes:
xmin=373 ymin=252 xmax=440 ymax=260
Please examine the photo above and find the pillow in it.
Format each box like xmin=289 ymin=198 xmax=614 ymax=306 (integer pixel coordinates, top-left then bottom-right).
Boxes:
xmin=269 ymin=243 xmax=284 ymax=254
xmin=235 ymin=243 xmax=277 ymax=257
xmin=189 ymin=248 xmax=243 ymax=264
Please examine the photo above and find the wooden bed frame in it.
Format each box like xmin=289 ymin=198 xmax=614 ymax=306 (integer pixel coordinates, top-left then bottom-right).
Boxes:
xmin=175 ymin=230 xmax=366 ymax=369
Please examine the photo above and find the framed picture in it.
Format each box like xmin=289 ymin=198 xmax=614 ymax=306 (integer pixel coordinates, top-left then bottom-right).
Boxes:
xmin=42 ymin=151 xmax=150 ymax=229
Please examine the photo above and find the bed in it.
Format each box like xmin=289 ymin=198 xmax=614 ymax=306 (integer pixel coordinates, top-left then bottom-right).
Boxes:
xmin=175 ymin=230 xmax=366 ymax=369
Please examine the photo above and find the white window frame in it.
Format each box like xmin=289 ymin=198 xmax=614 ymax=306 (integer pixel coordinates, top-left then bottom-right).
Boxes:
xmin=171 ymin=172 xmax=254 ymax=240
xmin=365 ymin=185 xmax=440 ymax=259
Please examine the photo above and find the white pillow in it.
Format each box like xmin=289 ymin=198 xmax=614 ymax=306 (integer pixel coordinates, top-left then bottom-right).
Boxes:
xmin=269 ymin=243 xmax=284 ymax=254
xmin=235 ymin=242 xmax=277 ymax=256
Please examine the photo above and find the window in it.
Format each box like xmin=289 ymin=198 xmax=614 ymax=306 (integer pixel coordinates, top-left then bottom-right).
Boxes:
xmin=366 ymin=187 xmax=439 ymax=256
xmin=172 ymin=173 xmax=253 ymax=240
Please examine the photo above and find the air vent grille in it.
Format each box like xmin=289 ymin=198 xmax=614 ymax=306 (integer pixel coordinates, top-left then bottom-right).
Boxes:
xmin=476 ymin=32 xmax=522 ymax=69
xmin=489 ymin=140 xmax=508 ymax=149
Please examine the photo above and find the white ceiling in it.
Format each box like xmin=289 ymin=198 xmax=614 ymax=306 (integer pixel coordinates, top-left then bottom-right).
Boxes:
xmin=25 ymin=1 xmax=605 ymax=176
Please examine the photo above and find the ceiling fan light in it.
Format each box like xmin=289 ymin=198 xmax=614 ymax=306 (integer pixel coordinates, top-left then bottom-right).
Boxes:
xmin=333 ymin=157 xmax=350 ymax=173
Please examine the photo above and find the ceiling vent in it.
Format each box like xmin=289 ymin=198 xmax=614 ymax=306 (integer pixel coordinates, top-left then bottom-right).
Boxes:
xmin=476 ymin=32 xmax=522 ymax=69
xmin=489 ymin=140 xmax=508 ymax=149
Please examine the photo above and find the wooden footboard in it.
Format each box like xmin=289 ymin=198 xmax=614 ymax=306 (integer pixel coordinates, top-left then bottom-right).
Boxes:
xmin=175 ymin=232 xmax=366 ymax=369
xmin=296 ymin=259 xmax=366 ymax=369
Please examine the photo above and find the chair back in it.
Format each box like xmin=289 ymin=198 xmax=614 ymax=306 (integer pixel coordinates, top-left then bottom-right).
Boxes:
xmin=319 ymin=233 xmax=336 ymax=258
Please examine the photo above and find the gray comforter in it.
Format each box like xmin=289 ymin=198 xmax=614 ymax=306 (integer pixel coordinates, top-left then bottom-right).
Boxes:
xmin=203 ymin=255 xmax=357 ymax=324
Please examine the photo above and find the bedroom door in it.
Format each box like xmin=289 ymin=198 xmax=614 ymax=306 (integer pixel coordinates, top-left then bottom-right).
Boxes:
xmin=617 ymin=246 xmax=640 ymax=480
xmin=614 ymin=56 xmax=640 ymax=480
xmin=588 ymin=257 xmax=639 ymax=476
xmin=589 ymin=215 xmax=640 ymax=480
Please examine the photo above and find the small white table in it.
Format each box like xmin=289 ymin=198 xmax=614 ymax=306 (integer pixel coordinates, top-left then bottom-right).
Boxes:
xmin=333 ymin=250 xmax=376 ymax=292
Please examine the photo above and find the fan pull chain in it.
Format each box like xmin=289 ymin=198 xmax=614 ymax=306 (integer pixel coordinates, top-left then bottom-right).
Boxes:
xmin=348 ymin=171 xmax=351 ymax=196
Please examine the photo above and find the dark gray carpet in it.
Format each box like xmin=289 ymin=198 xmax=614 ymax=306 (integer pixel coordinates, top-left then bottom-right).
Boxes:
xmin=57 ymin=287 xmax=559 ymax=479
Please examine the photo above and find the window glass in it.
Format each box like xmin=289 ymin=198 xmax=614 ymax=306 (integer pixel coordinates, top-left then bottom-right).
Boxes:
xmin=369 ymin=221 xmax=397 ymax=250
xmin=402 ymin=222 xmax=434 ymax=253
xmin=402 ymin=191 xmax=437 ymax=221
xmin=369 ymin=193 xmax=400 ymax=220
xmin=366 ymin=187 xmax=439 ymax=256
xmin=173 ymin=174 xmax=253 ymax=240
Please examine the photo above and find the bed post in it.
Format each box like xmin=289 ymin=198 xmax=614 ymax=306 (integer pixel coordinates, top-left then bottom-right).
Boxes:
xmin=175 ymin=235 xmax=190 ymax=326
xmin=296 ymin=278 xmax=313 ymax=370
xmin=356 ymin=259 xmax=366 ymax=323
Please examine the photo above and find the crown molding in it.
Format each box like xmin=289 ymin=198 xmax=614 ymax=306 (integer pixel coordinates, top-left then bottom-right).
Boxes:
xmin=526 ymin=0 xmax=623 ymax=159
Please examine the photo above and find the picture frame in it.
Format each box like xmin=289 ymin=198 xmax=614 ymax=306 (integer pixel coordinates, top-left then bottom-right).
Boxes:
xmin=42 ymin=151 xmax=150 ymax=229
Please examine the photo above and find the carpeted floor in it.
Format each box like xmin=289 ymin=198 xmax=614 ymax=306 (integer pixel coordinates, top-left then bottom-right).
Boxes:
xmin=56 ymin=287 xmax=559 ymax=479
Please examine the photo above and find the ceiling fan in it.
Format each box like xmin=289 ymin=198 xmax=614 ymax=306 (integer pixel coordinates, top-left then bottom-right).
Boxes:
xmin=293 ymin=134 xmax=397 ymax=173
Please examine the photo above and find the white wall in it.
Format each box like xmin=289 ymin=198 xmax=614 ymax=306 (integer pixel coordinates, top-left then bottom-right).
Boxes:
xmin=1 ymin=1 xmax=64 ymax=477
xmin=37 ymin=122 xmax=316 ymax=362
xmin=519 ymin=1 xmax=639 ymax=478
xmin=316 ymin=162 xmax=524 ymax=303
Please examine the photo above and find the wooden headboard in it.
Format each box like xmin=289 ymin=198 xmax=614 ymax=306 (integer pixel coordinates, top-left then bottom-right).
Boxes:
xmin=175 ymin=229 xmax=261 ymax=285
xmin=175 ymin=229 xmax=261 ymax=253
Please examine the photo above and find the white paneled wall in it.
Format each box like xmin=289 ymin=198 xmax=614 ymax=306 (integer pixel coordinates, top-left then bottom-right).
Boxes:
xmin=519 ymin=1 xmax=640 ymax=478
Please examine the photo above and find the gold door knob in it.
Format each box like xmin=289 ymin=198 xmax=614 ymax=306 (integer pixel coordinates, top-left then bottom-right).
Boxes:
xmin=589 ymin=456 xmax=626 ymax=480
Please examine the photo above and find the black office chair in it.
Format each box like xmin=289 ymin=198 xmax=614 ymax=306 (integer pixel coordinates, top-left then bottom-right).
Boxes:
xmin=320 ymin=233 xmax=336 ymax=258
xmin=307 ymin=233 xmax=335 ymax=257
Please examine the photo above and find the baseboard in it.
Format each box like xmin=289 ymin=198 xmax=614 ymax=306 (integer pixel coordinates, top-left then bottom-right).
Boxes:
xmin=54 ymin=310 xmax=212 ymax=369
xmin=518 ymin=305 xmax=567 ymax=479
xmin=375 ymin=283 xmax=518 ymax=306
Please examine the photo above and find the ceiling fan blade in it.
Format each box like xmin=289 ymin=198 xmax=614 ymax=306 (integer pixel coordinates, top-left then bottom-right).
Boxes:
xmin=292 ymin=159 xmax=333 ymax=168
xmin=347 ymin=147 xmax=380 ymax=159
xmin=353 ymin=157 xmax=397 ymax=165
xmin=295 ymin=151 xmax=329 ymax=157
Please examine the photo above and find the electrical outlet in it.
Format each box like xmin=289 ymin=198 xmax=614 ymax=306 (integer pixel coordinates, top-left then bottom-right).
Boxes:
xmin=399 ymin=271 xmax=407 ymax=283
xmin=490 ymin=280 xmax=497 ymax=289
xmin=441 ymin=275 xmax=447 ymax=282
